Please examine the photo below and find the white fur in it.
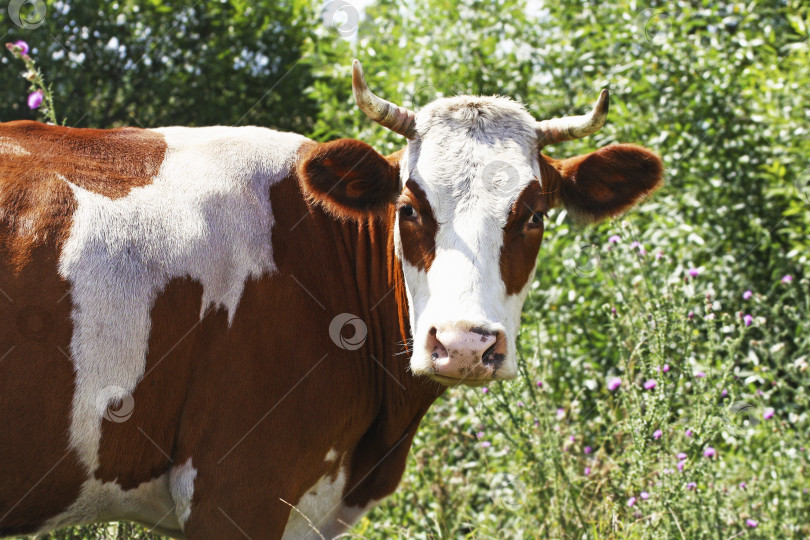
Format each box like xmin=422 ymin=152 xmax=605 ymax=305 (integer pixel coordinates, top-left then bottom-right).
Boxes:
xmin=282 ymin=451 xmax=377 ymax=540
xmin=170 ymin=458 xmax=197 ymax=530
xmin=54 ymin=126 xmax=309 ymax=525
xmin=0 ymin=136 xmax=30 ymax=156
xmin=398 ymin=96 xmax=543 ymax=380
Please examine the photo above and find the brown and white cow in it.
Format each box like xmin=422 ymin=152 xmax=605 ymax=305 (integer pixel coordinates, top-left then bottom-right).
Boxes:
xmin=0 ymin=60 xmax=662 ymax=538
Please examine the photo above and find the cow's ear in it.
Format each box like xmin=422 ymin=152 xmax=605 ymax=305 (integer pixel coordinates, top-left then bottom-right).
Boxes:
xmin=298 ymin=138 xmax=401 ymax=220
xmin=542 ymin=144 xmax=663 ymax=223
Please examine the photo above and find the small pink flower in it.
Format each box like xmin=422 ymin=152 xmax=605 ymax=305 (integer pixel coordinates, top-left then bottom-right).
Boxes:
xmin=640 ymin=491 xmax=650 ymax=500
xmin=721 ymin=389 xmax=728 ymax=397
xmin=743 ymin=314 xmax=754 ymax=327
xmin=655 ymin=251 xmax=664 ymax=260
xmin=763 ymin=408 xmax=774 ymax=420
xmin=688 ymin=311 xmax=695 ymax=320
xmin=706 ymin=313 xmax=716 ymax=321
xmin=569 ymin=435 xmax=575 ymax=442
xmin=743 ymin=290 xmax=753 ymax=300
xmin=627 ymin=496 xmax=637 ymax=507
xmin=695 ymin=371 xmax=706 ymax=378
xmin=685 ymin=429 xmax=693 ymax=437
xmin=11 ymin=40 xmax=30 ymax=56
xmin=781 ymin=274 xmax=793 ymax=284
xmin=686 ymin=482 xmax=697 ymax=490
xmin=662 ymin=364 xmax=670 ymax=373
xmin=556 ymin=408 xmax=565 ymax=419
xmin=653 ymin=429 xmax=662 ymax=440
xmin=611 ymin=307 xmax=617 ymax=316
xmin=703 ymin=447 xmax=716 ymax=458
xmin=607 ymin=377 xmax=621 ymax=391
xmin=584 ymin=466 xmax=591 ymax=476
xmin=677 ymin=461 xmax=685 ymax=472
xmin=481 ymin=441 xmax=491 ymax=448
xmin=746 ymin=519 xmax=758 ymax=528
xmin=608 ymin=234 xmax=621 ymax=244
xmin=536 ymin=381 xmax=543 ymax=388
xmin=584 ymin=446 xmax=592 ymax=454
xmin=27 ymin=90 xmax=44 ymax=109
xmin=677 ymin=452 xmax=687 ymax=460
xmin=644 ymin=379 xmax=657 ymax=390
xmin=688 ymin=268 xmax=699 ymax=278
xmin=476 ymin=431 xmax=485 ymax=439
xmin=739 ymin=482 xmax=747 ymax=489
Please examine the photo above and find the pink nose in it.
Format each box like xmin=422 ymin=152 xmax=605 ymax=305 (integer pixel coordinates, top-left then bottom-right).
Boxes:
xmin=425 ymin=323 xmax=507 ymax=381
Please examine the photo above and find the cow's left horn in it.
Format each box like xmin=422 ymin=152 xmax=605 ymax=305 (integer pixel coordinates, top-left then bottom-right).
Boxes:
xmin=536 ymin=89 xmax=609 ymax=146
xmin=352 ymin=59 xmax=417 ymax=139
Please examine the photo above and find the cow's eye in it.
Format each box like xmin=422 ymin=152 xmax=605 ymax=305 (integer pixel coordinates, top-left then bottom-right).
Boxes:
xmin=399 ymin=204 xmax=418 ymax=221
xmin=526 ymin=211 xmax=545 ymax=230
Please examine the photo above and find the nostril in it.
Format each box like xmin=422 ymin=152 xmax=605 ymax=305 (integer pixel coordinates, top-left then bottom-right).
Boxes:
xmin=481 ymin=330 xmax=507 ymax=369
xmin=426 ymin=327 xmax=448 ymax=361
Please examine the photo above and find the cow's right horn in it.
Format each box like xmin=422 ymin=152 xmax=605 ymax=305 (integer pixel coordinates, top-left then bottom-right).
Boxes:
xmin=352 ymin=59 xmax=417 ymax=139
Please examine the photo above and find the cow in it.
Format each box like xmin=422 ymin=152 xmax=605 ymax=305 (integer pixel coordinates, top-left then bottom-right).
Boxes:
xmin=0 ymin=60 xmax=662 ymax=539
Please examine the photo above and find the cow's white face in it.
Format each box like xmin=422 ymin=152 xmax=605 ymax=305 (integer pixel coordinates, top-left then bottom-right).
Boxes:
xmin=394 ymin=97 xmax=543 ymax=385
xmin=299 ymin=60 xmax=664 ymax=387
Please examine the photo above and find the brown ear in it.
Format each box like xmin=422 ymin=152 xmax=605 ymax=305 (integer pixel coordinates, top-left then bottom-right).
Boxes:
xmin=297 ymin=139 xmax=401 ymax=220
xmin=542 ymin=144 xmax=663 ymax=223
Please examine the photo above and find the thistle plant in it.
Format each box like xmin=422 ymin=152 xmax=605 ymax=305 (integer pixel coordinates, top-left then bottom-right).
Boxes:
xmin=5 ymin=40 xmax=59 ymax=125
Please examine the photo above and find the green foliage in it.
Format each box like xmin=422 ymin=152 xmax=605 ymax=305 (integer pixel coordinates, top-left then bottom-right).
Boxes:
xmin=4 ymin=0 xmax=808 ymax=538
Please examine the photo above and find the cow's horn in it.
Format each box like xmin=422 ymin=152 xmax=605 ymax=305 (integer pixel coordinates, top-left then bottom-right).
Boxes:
xmin=352 ymin=59 xmax=417 ymax=139
xmin=535 ymin=89 xmax=609 ymax=146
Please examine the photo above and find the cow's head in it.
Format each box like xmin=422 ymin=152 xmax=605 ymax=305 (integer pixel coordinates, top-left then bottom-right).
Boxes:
xmin=300 ymin=61 xmax=662 ymax=386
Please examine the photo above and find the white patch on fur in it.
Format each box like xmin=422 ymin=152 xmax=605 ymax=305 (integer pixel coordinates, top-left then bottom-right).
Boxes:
xmin=398 ymin=96 xmax=542 ymax=379
xmin=40 ymin=474 xmax=181 ymax=538
xmin=282 ymin=451 xmax=377 ymax=539
xmin=0 ymin=136 xmax=30 ymax=156
xmin=56 ymin=127 xmax=309 ymax=524
xmin=169 ymin=458 xmax=197 ymax=529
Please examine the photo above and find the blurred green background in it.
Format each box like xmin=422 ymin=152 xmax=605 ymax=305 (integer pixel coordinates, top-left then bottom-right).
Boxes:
xmin=2 ymin=0 xmax=808 ymax=538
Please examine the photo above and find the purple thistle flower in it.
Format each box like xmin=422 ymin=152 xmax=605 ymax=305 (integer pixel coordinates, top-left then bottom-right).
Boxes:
xmin=536 ymin=380 xmax=543 ymax=388
xmin=584 ymin=446 xmax=592 ymax=454
xmin=721 ymin=389 xmax=728 ymax=397
xmin=743 ymin=314 xmax=754 ymax=326
xmin=781 ymin=274 xmax=793 ymax=284
xmin=746 ymin=519 xmax=758 ymax=528
xmin=695 ymin=371 xmax=706 ymax=378
xmin=482 ymin=387 xmax=489 ymax=394
xmin=12 ymin=40 xmax=29 ymax=56
xmin=584 ymin=466 xmax=591 ymax=476
xmin=556 ymin=408 xmax=565 ymax=419
xmin=662 ymin=364 xmax=670 ymax=373
xmin=607 ymin=377 xmax=622 ymax=391
xmin=481 ymin=441 xmax=491 ymax=448
xmin=569 ymin=435 xmax=576 ymax=443
xmin=688 ymin=311 xmax=695 ymax=320
xmin=627 ymin=496 xmax=637 ymax=507
xmin=685 ymin=429 xmax=693 ymax=437
xmin=677 ymin=461 xmax=685 ymax=472
xmin=763 ymin=408 xmax=774 ymax=420
xmin=476 ymin=431 xmax=485 ymax=439
xmin=608 ymin=234 xmax=621 ymax=244
xmin=655 ymin=251 xmax=664 ymax=260
xmin=517 ymin=401 xmax=524 ymax=407
xmin=677 ymin=452 xmax=687 ymax=460
xmin=703 ymin=447 xmax=716 ymax=458
xmin=27 ymin=90 xmax=44 ymax=110
xmin=686 ymin=482 xmax=697 ymax=490
xmin=611 ymin=306 xmax=617 ymax=316
xmin=644 ymin=379 xmax=657 ymax=390
xmin=631 ymin=240 xmax=641 ymax=249
xmin=640 ymin=491 xmax=650 ymax=500
xmin=739 ymin=482 xmax=747 ymax=489
xmin=653 ymin=429 xmax=662 ymax=440
xmin=688 ymin=268 xmax=699 ymax=278
xmin=743 ymin=290 xmax=753 ymax=300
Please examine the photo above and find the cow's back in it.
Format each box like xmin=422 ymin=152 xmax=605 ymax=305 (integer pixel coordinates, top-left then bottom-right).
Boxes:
xmin=0 ymin=121 xmax=310 ymax=535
